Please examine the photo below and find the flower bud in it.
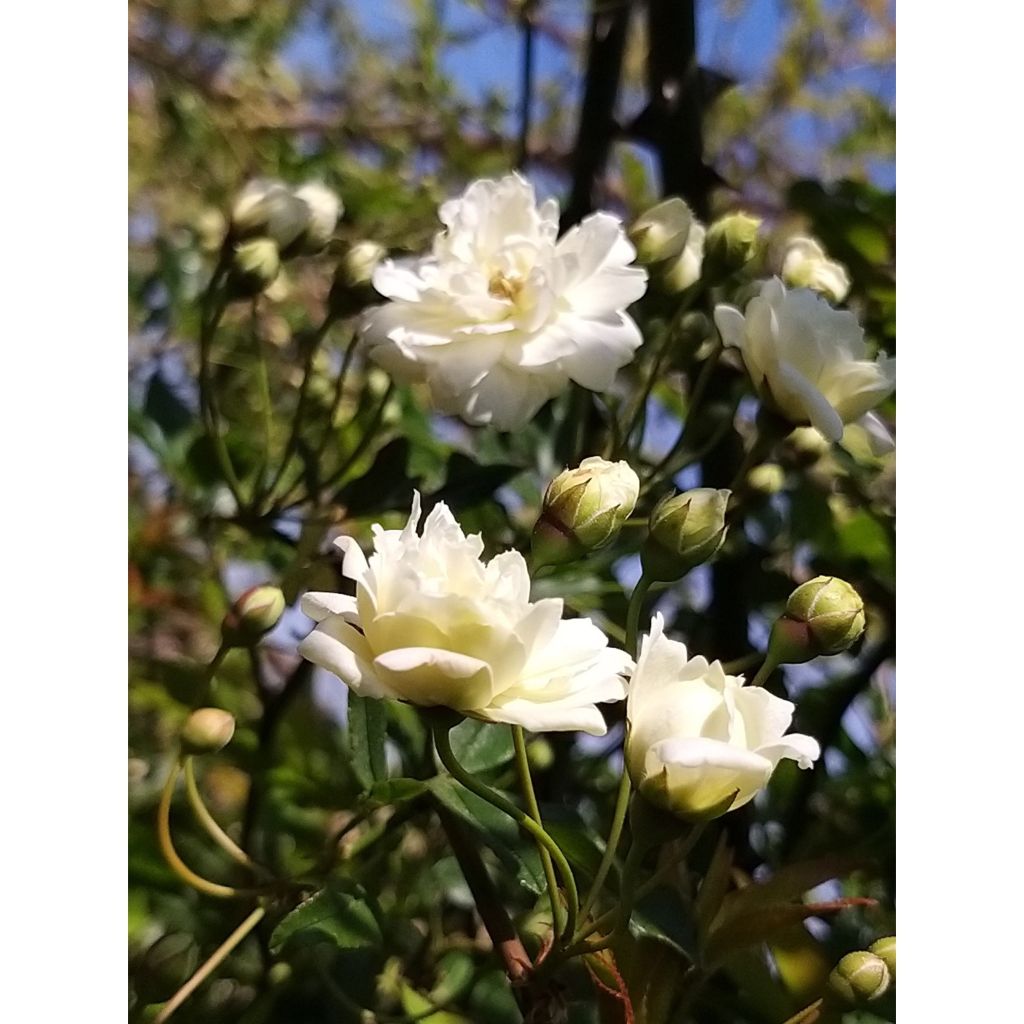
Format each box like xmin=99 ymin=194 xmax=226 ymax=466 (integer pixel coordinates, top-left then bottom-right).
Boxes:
xmin=787 ymin=425 xmax=831 ymax=466
xmin=135 ymin=933 xmax=199 ymax=1004
xmin=768 ymin=576 xmax=865 ymax=665
xmin=221 ymin=584 xmax=287 ymax=646
xmin=231 ymin=179 xmax=307 ymax=244
xmin=329 ymin=240 xmax=386 ymax=316
xmin=227 ymin=238 xmax=281 ymax=298
xmin=746 ymin=463 xmax=785 ymax=495
xmin=641 ymin=488 xmax=730 ymax=582
xmin=291 ymin=182 xmax=341 ymax=253
xmin=704 ymin=212 xmax=762 ymax=277
xmin=181 ymin=708 xmax=236 ymax=755
xmin=828 ymin=951 xmax=891 ymax=1004
xmin=869 ymin=936 xmax=896 ymax=979
xmin=195 ymin=207 xmax=227 ymax=253
xmin=628 ymin=197 xmax=693 ymax=265
xmin=532 ymin=457 xmax=639 ymax=567
xmin=658 ymin=222 xmax=706 ymax=294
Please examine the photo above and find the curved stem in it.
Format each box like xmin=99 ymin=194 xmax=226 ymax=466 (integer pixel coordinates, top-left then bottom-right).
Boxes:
xmin=248 ymin=298 xmax=275 ymax=506
xmin=182 ymin=757 xmax=261 ymax=873
xmin=156 ymin=764 xmax=257 ymax=899
xmin=512 ymin=725 xmax=564 ymax=941
xmin=625 ymin=575 xmax=653 ymax=657
xmin=579 ymin=770 xmax=631 ymax=924
xmin=749 ymin=654 xmax=778 ymax=689
xmin=432 ymin=720 xmax=579 ymax=944
xmin=152 ymin=905 xmax=265 ymax=1023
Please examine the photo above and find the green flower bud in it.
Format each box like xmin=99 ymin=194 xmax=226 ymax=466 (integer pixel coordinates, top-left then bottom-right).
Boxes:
xmin=704 ymin=211 xmax=762 ymax=277
xmin=787 ymin=425 xmax=831 ymax=466
xmin=869 ymin=936 xmax=896 ymax=979
xmin=828 ymin=951 xmax=891 ymax=1005
xmin=227 ymin=238 xmax=281 ymax=298
xmin=768 ymin=576 xmax=865 ymax=665
xmin=641 ymin=488 xmax=730 ymax=582
xmin=532 ymin=457 xmax=639 ymax=567
xmin=221 ymin=584 xmax=286 ymax=646
xmin=231 ymin=179 xmax=307 ymax=242
xmin=628 ymin=197 xmax=693 ymax=265
xmin=747 ymin=463 xmax=785 ymax=495
xmin=195 ymin=207 xmax=227 ymax=253
xmin=181 ymin=707 xmax=236 ymax=755
xmin=657 ymin=221 xmax=706 ymax=294
xmin=135 ymin=933 xmax=199 ymax=1005
xmin=527 ymin=737 xmax=555 ymax=772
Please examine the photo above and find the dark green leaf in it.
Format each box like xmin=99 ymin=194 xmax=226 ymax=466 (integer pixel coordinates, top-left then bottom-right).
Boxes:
xmin=270 ymin=880 xmax=383 ymax=954
xmin=362 ymin=777 xmax=426 ymax=807
xmin=335 ymin=437 xmax=414 ymax=514
xmin=428 ymin=776 xmax=544 ymax=895
xmin=348 ymin=692 xmax=389 ymax=791
xmin=448 ymin=719 xmax=514 ymax=773
xmin=144 ymin=369 xmax=194 ymax=438
xmin=629 ymin=885 xmax=699 ymax=959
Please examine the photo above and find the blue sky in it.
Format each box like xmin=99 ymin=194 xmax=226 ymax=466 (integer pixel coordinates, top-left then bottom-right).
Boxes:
xmin=281 ymin=0 xmax=894 ymax=189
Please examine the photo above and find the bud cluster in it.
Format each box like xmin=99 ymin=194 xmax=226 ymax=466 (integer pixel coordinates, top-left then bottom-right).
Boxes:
xmin=828 ymin=937 xmax=896 ymax=1006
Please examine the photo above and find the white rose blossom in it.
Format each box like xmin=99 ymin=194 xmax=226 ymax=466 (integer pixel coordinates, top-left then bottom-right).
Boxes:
xmin=714 ymin=277 xmax=895 ymax=450
xmin=298 ymin=493 xmax=632 ymax=735
xmin=361 ymin=173 xmax=649 ymax=431
xmin=781 ymin=235 xmax=851 ymax=304
xmin=626 ymin=614 xmax=820 ymax=819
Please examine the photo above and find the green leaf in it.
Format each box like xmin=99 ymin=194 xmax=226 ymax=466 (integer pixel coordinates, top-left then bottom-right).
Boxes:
xmin=429 ymin=453 xmax=522 ymax=511
xmin=348 ymin=692 xmax=389 ymax=791
xmin=144 ymin=368 xmax=194 ymax=438
xmin=448 ymin=719 xmax=514 ymax=773
xmin=539 ymin=807 xmax=604 ymax=880
xmin=428 ymin=776 xmax=544 ymax=895
xmin=335 ymin=437 xmax=414 ymax=514
xmin=629 ymin=885 xmax=699 ymax=959
xmin=270 ymin=880 xmax=383 ymax=954
xmin=362 ymin=777 xmax=427 ymax=807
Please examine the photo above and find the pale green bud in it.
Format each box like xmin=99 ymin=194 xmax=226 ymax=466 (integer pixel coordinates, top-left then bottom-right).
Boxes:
xmin=231 ymin=179 xmax=306 ymax=243
xmin=136 ymin=933 xmax=199 ymax=1004
xmin=787 ymin=425 xmax=831 ymax=465
xmin=658 ymin=222 xmax=706 ymax=294
xmin=641 ymin=488 xmax=730 ymax=582
xmin=768 ymin=576 xmax=865 ymax=664
xmin=227 ymin=238 xmax=280 ymax=298
xmin=181 ymin=708 xmax=236 ymax=755
xmin=869 ymin=936 xmax=896 ymax=979
xmin=221 ymin=584 xmax=286 ymax=646
xmin=829 ymin=951 xmax=891 ymax=1004
xmin=532 ymin=457 xmax=639 ymax=567
xmin=291 ymin=181 xmax=341 ymax=253
xmin=338 ymin=240 xmax=385 ymax=289
xmin=629 ymin=197 xmax=693 ymax=265
xmin=704 ymin=212 xmax=762 ymax=276
xmin=747 ymin=463 xmax=785 ymax=495
xmin=195 ymin=207 xmax=227 ymax=253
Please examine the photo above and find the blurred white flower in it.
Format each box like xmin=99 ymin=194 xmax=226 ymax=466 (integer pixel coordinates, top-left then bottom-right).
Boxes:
xmin=781 ymin=236 xmax=851 ymax=303
xmin=626 ymin=614 xmax=819 ymax=819
xmin=715 ymin=277 xmax=895 ymax=445
xmin=299 ymin=493 xmax=632 ymax=735
xmin=629 ymin=197 xmax=693 ymax=265
xmin=231 ymin=178 xmax=341 ymax=253
xmin=361 ymin=173 xmax=648 ymax=430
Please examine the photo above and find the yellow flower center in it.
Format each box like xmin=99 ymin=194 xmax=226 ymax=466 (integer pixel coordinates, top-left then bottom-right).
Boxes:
xmin=488 ymin=270 xmax=524 ymax=302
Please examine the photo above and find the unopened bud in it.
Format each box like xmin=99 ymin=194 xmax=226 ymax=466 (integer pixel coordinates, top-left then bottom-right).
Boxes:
xmin=747 ymin=463 xmax=785 ymax=495
xmin=195 ymin=207 xmax=227 ymax=253
xmin=787 ymin=425 xmax=831 ymax=466
xmin=181 ymin=708 xmax=236 ymax=755
xmin=658 ymin=223 xmax=706 ymax=294
xmin=532 ymin=457 xmax=639 ymax=567
xmin=231 ymin=179 xmax=307 ymax=246
xmin=329 ymin=240 xmax=386 ymax=315
xmin=136 ymin=933 xmax=199 ymax=1004
xmin=828 ymin=951 xmax=890 ymax=1005
xmin=869 ymin=936 xmax=896 ymax=979
xmin=781 ymin=236 xmax=850 ymax=304
xmin=291 ymin=182 xmax=341 ymax=254
xmin=629 ymin=198 xmax=693 ymax=265
xmin=768 ymin=576 xmax=865 ymax=664
xmin=642 ymin=488 xmax=730 ymax=582
xmin=227 ymin=238 xmax=281 ymax=298
xmin=221 ymin=584 xmax=286 ymax=646
xmin=705 ymin=212 xmax=762 ymax=277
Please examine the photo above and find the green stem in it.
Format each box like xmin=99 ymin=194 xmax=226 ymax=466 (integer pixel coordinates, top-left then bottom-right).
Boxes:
xmin=749 ymin=654 xmax=778 ymax=689
xmin=182 ymin=757 xmax=261 ymax=873
xmin=431 ymin=719 xmax=579 ymax=944
xmin=512 ymin=725 xmax=565 ymax=941
xmin=152 ymin=905 xmax=265 ymax=1023
xmin=248 ymin=299 xmax=275 ymax=507
xmin=619 ymin=284 xmax=705 ymax=454
xmin=625 ymin=575 xmax=653 ymax=657
xmin=156 ymin=764 xmax=258 ymax=900
xmin=263 ymin=313 xmax=338 ymax=506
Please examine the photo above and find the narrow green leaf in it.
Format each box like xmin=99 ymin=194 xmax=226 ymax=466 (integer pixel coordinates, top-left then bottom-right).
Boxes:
xmin=348 ymin=692 xmax=388 ymax=791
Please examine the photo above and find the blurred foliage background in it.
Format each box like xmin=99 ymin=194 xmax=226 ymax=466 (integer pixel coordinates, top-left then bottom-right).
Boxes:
xmin=128 ymin=1 xmax=895 ymax=1021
